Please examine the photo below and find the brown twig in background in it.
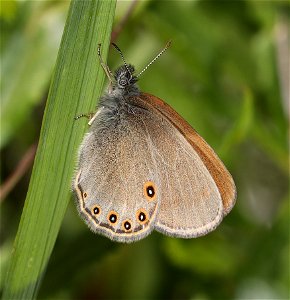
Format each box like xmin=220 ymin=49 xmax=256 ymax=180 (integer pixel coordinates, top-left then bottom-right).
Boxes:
xmin=0 ymin=143 xmax=37 ymax=202
xmin=111 ymin=0 xmax=139 ymax=43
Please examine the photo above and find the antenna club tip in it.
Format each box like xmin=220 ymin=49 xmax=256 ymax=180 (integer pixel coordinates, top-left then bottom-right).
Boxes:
xmin=166 ymin=40 xmax=172 ymax=48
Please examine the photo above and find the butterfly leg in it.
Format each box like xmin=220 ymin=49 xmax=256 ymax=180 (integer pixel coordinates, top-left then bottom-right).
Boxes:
xmin=74 ymin=112 xmax=95 ymax=121
xmin=74 ymin=107 xmax=105 ymax=126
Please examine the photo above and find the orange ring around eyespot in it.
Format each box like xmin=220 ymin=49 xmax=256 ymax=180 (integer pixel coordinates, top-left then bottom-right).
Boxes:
xmin=143 ymin=181 xmax=157 ymax=202
xmin=136 ymin=208 xmax=149 ymax=225
xmin=122 ymin=219 xmax=133 ymax=232
xmin=107 ymin=210 xmax=119 ymax=225
xmin=91 ymin=205 xmax=101 ymax=216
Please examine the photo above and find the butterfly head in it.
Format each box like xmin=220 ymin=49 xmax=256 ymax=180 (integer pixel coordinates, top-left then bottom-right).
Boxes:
xmin=114 ymin=64 xmax=138 ymax=91
xmin=110 ymin=41 xmax=171 ymax=96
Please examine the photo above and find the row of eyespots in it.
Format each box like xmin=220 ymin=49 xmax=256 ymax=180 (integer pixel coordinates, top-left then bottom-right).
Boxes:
xmin=83 ymin=181 xmax=156 ymax=232
xmin=91 ymin=206 xmax=149 ymax=232
xmin=82 ymin=181 xmax=157 ymax=203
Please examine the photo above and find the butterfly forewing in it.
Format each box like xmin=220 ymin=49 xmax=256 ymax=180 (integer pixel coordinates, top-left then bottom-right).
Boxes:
xmin=123 ymin=95 xmax=225 ymax=237
xmin=139 ymin=93 xmax=237 ymax=215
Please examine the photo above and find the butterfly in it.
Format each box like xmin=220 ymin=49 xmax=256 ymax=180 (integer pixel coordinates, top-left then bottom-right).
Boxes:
xmin=73 ymin=41 xmax=236 ymax=243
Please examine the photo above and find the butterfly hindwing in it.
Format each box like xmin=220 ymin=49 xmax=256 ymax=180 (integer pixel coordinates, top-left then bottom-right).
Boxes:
xmin=73 ymin=106 xmax=160 ymax=242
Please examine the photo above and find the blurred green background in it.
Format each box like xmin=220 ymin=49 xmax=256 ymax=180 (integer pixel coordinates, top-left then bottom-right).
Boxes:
xmin=1 ymin=0 xmax=289 ymax=299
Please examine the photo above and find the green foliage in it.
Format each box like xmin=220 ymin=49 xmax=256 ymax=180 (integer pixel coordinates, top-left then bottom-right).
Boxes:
xmin=1 ymin=0 xmax=288 ymax=299
xmin=1 ymin=1 xmax=116 ymax=299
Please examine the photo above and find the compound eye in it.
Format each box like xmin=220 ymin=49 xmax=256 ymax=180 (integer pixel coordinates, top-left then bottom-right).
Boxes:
xmin=119 ymin=78 xmax=127 ymax=86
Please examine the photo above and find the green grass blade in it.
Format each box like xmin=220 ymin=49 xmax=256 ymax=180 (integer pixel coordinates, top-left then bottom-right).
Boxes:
xmin=2 ymin=1 xmax=116 ymax=299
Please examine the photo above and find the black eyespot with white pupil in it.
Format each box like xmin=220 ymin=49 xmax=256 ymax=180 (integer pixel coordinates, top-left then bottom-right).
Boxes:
xmin=124 ymin=221 xmax=131 ymax=230
xmin=146 ymin=186 xmax=155 ymax=198
xmin=136 ymin=208 xmax=148 ymax=225
xmin=92 ymin=205 xmax=101 ymax=216
xmin=138 ymin=212 xmax=146 ymax=222
xmin=144 ymin=181 xmax=157 ymax=202
xmin=109 ymin=213 xmax=117 ymax=223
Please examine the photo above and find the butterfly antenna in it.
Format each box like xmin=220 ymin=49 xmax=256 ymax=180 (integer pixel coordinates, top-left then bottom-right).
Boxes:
xmin=136 ymin=40 xmax=172 ymax=78
xmin=98 ymin=44 xmax=113 ymax=81
xmin=112 ymin=43 xmax=131 ymax=74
